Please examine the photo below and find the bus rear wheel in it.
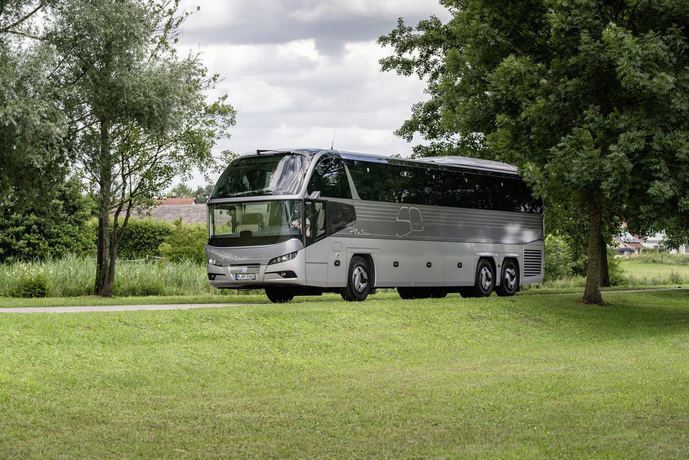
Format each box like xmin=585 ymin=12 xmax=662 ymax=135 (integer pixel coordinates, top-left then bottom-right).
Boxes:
xmin=463 ymin=259 xmax=495 ymax=297
xmin=342 ymin=256 xmax=371 ymax=302
xmin=265 ymin=287 xmax=295 ymax=303
xmin=496 ymin=259 xmax=519 ymax=297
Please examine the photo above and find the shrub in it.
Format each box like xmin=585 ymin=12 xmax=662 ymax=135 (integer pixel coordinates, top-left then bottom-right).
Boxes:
xmin=544 ymin=234 xmax=575 ymax=281
xmin=607 ymin=249 xmax=625 ymax=286
xmin=159 ymin=218 xmax=207 ymax=264
xmin=10 ymin=268 xmax=48 ymax=298
xmin=114 ymin=218 xmax=175 ymax=260
xmin=0 ymin=179 xmax=93 ymax=263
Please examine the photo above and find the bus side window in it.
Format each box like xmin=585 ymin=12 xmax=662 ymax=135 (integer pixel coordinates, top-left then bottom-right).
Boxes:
xmin=326 ymin=201 xmax=356 ymax=234
xmin=305 ymin=201 xmax=327 ymax=245
xmin=307 ymin=156 xmax=352 ymax=199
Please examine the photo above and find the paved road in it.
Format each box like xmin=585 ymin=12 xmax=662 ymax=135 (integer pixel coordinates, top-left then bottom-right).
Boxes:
xmin=1 ymin=287 xmax=686 ymax=314
xmin=0 ymin=303 xmax=251 ymax=314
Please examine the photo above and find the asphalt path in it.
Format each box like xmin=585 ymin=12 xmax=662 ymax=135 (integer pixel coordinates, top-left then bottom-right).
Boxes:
xmin=0 ymin=287 xmax=686 ymax=314
xmin=0 ymin=303 xmax=251 ymax=314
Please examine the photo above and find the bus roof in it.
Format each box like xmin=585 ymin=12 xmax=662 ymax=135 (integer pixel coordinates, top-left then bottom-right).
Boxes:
xmin=246 ymin=148 xmax=519 ymax=175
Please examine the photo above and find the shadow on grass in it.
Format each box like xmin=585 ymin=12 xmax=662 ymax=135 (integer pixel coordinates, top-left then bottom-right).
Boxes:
xmin=504 ymin=290 xmax=689 ymax=340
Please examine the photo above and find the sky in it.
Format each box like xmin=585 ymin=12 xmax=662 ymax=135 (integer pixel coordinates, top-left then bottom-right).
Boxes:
xmin=175 ymin=0 xmax=450 ymax=188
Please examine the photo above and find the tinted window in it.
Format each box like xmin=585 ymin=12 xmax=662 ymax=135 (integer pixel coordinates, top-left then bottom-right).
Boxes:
xmin=304 ymin=201 xmax=326 ymax=245
xmin=307 ymin=156 xmax=352 ymax=199
xmin=326 ymin=201 xmax=357 ymax=234
xmin=212 ymin=154 xmax=308 ymax=199
xmin=346 ymin=158 xmax=542 ymax=214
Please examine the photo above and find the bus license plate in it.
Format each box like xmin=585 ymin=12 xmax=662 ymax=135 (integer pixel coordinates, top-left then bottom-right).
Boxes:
xmin=235 ymin=273 xmax=256 ymax=281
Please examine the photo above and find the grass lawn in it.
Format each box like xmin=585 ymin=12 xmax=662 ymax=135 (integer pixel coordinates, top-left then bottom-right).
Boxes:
xmin=619 ymin=260 xmax=689 ymax=279
xmin=1 ymin=291 xmax=689 ymax=457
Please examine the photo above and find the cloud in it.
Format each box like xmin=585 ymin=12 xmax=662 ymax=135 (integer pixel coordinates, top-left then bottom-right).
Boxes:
xmin=175 ymin=0 xmax=450 ymax=188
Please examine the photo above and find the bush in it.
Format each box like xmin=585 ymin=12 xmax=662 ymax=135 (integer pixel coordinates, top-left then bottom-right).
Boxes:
xmin=607 ymin=249 xmax=625 ymax=286
xmin=10 ymin=267 xmax=48 ymax=298
xmin=0 ymin=179 xmax=93 ymax=263
xmin=544 ymin=234 xmax=575 ymax=281
xmin=159 ymin=218 xmax=207 ymax=264
xmin=111 ymin=218 xmax=175 ymax=260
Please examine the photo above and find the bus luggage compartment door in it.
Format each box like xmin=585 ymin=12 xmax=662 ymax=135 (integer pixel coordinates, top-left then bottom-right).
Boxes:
xmin=304 ymin=242 xmax=328 ymax=287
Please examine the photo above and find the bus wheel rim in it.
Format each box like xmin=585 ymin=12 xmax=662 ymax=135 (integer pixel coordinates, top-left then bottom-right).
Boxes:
xmin=480 ymin=266 xmax=493 ymax=291
xmin=352 ymin=266 xmax=368 ymax=293
xmin=505 ymin=267 xmax=517 ymax=290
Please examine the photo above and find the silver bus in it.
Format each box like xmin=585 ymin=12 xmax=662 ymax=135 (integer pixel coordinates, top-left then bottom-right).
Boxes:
xmin=206 ymin=149 xmax=544 ymax=303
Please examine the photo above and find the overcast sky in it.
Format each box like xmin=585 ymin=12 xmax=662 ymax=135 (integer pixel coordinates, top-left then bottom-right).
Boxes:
xmin=175 ymin=0 xmax=450 ymax=188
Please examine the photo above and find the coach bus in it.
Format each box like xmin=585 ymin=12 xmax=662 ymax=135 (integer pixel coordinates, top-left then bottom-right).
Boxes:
xmin=205 ymin=148 xmax=544 ymax=303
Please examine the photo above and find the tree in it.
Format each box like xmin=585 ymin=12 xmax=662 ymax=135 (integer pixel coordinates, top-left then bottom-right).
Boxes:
xmin=49 ymin=0 xmax=235 ymax=296
xmin=0 ymin=1 xmax=67 ymax=205
xmin=192 ymin=183 xmax=215 ymax=203
xmin=380 ymin=1 xmax=689 ymax=303
xmin=168 ymin=183 xmax=194 ymax=198
xmin=0 ymin=179 xmax=93 ymax=263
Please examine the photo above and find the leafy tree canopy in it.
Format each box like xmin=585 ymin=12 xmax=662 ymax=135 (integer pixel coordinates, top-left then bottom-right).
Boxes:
xmin=45 ymin=0 xmax=235 ymax=296
xmin=380 ymin=0 xmax=689 ymax=303
xmin=0 ymin=1 xmax=67 ymax=205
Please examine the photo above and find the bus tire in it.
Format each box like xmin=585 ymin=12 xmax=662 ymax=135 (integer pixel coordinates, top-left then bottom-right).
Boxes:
xmin=458 ymin=287 xmax=476 ymax=298
xmin=429 ymin=288 xmax=448 ymax=298
xmin=468 ymin=258 xmax=495 ymax=297
xmin=397 ymin=287 xmax=418 ymax=299
xmin=496 ymin=259 xmax=519 ymax=297
xmin=341 ymin=256 xmax=371 ymax=302
xmin=265 ymin=287 xmax=294 ymax=303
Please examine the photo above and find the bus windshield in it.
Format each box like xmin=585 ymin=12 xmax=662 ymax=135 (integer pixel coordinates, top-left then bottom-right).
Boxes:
xmin=209 ymin=200 xmax=303 ymax=247
xmin=211 ymin=154 xmax=309 ymax=199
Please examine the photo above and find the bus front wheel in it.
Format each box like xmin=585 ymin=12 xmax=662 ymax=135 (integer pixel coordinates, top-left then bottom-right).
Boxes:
xmin=342 ymin=256 xmax=371 ymax=302
xmin=265 ymin=287 xmax=294 ymax=303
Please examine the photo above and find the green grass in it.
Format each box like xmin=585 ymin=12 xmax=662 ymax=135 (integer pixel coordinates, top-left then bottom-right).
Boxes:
xmin=0 ymin=255 xmax=218 ymax=298
xmin=1 ymin=291 xmax=689 ymax=457
xmin=620 ymin=259 xmax=689 ymax=278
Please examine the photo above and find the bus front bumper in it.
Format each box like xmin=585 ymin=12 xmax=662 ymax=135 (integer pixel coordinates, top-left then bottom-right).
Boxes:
xmin=205 ymin=241 xmax=306 ymax=289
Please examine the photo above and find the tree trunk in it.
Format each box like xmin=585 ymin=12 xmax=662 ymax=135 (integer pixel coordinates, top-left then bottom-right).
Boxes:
xmin=94 ymin=119 xmax=113 ymax=297
xmin=600 ymin=232 xmax=610 ymax=287
xmin=583 ymin=198 xmax=603 ymax=304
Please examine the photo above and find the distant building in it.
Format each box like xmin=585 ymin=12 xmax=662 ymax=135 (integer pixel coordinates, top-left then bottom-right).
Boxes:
xmin=613 ymin=232 xmax=645 ymax=255
xmin=133 ymin=197 xmax=206 ymax=224
xmin=613 ymin=229 xmax=688 ymax=255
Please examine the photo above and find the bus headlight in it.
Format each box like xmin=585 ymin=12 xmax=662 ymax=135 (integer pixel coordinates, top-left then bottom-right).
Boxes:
xmin=208 ymin=258 xmax=222 ymax=267
xmin=268 ymin=251 xmax=298 ymax=265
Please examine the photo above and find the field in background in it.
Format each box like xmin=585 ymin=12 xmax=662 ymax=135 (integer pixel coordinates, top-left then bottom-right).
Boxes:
xmin=1 ymin=291 xmax=688 ymax=457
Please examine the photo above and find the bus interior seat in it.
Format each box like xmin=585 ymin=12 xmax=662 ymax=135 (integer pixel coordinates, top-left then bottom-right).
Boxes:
xmin=236 ymin=213 xmax=263 ymax=233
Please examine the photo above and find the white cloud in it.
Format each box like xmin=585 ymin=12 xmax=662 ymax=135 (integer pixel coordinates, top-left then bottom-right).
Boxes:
xmin=289 ymin=0 xmax=448 ymax=22
xmin=175 ymin=0 xmax=447 ymax=188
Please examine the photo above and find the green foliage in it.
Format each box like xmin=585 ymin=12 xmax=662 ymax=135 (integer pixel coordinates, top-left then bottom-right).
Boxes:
xmin=158 ymin=218 xmax=207 ymax=264
xmin=193 ymin=183 xmax=215 ymax=204
xmin=168 ymin=183 xmax=194 ymax=198
xmin=0 ymin=2 xmax=67 ymax=203
xmin=628 ymin=251 xmax=689 ymax=266
xmin=113 ymin=219 xmax=174 ymax=260
xmin=45 ymin=0 xmax=235 ymax=295
xmin=9 ymin=266 xmax=48 ymax=298
xmin=380 ymin=1 xmax=689 ymax=300
xmin=0 ymin=179 xmax=93 ymax=263
xmin=0 ymin=256 xmax=216 ymax=297
xmin=544 ymin=234 xmax=575 ymax=281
